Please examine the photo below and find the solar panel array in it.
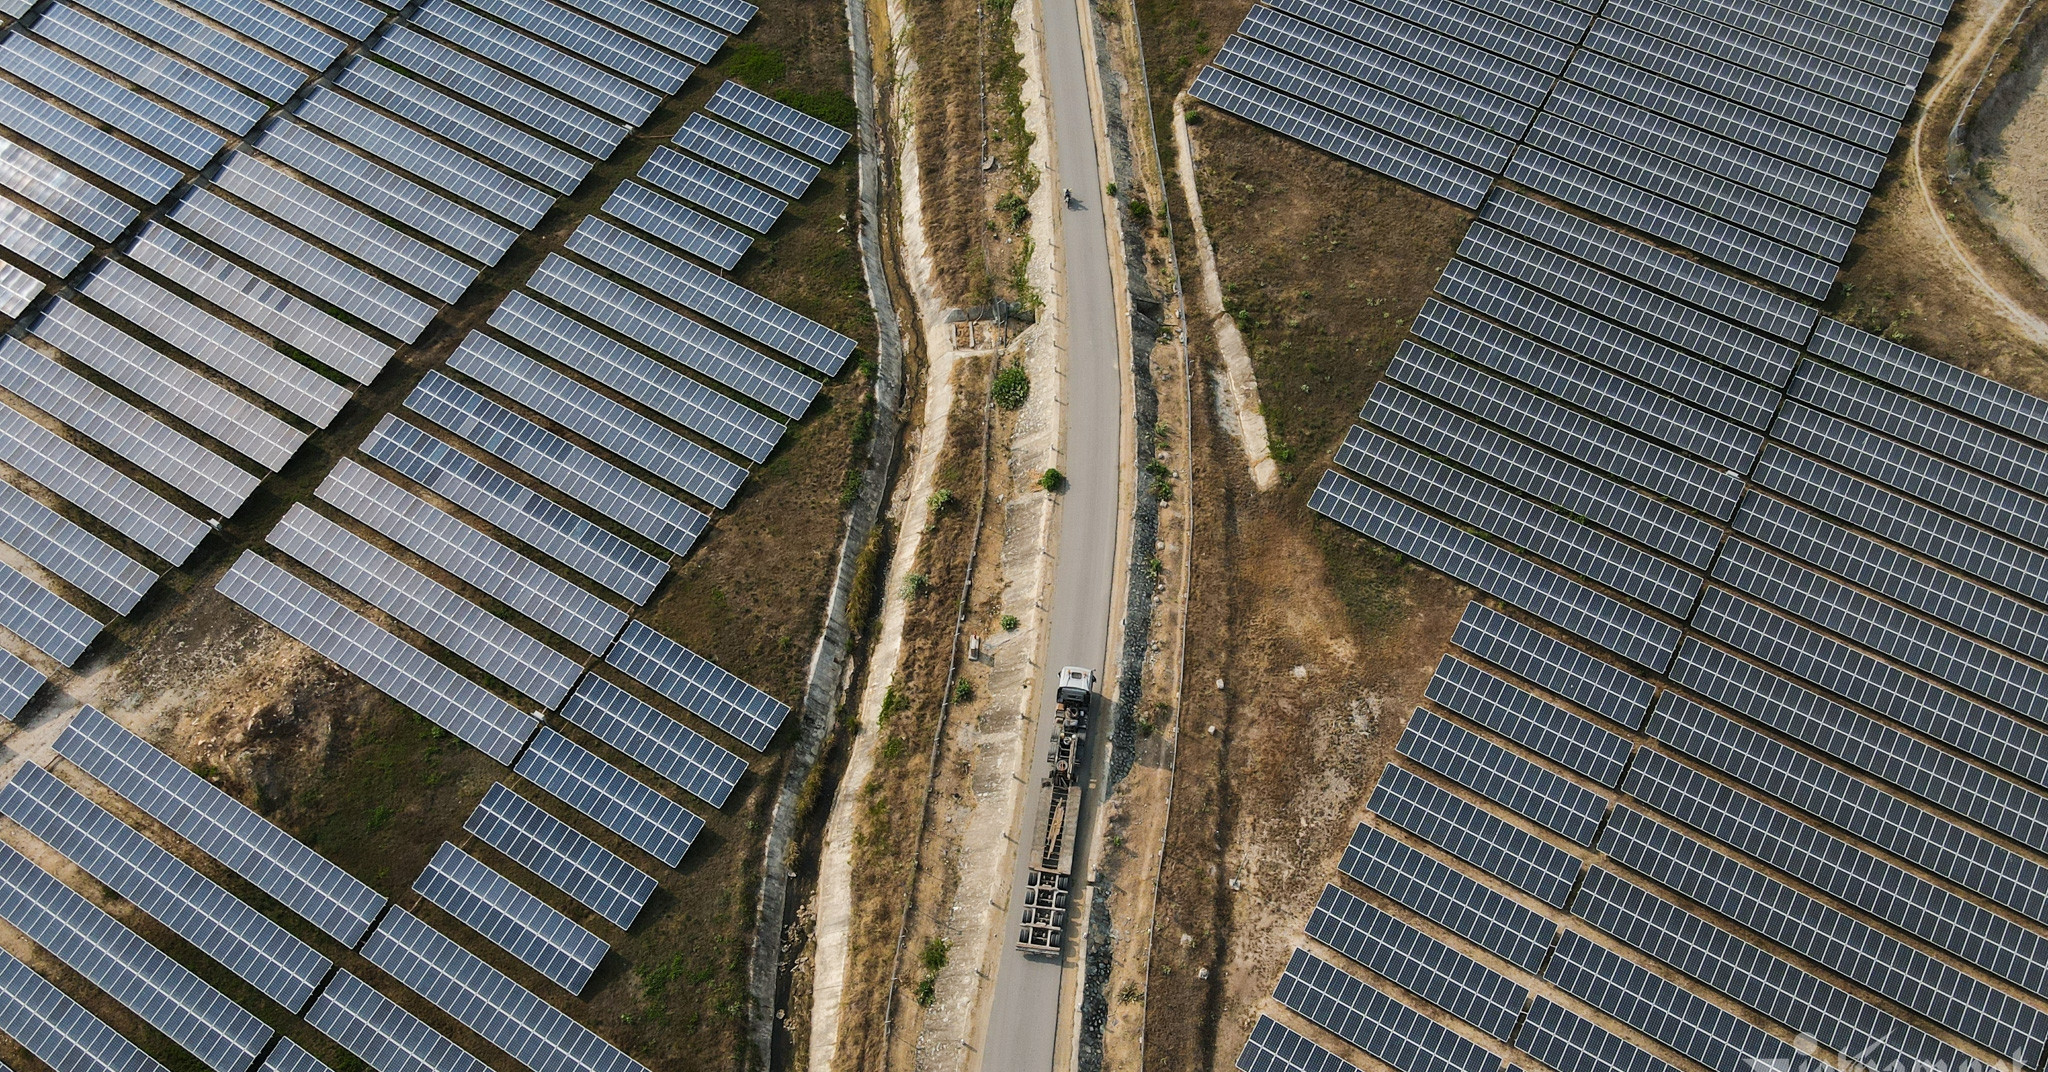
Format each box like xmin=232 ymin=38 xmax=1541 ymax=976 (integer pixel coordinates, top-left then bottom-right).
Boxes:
xmin=465 ymin=783 xmax=657 ymax=930
xmin=414 ymin=841 xmax=609 ymax=994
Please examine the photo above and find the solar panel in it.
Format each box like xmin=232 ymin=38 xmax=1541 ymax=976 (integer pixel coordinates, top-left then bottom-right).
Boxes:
xmin=464 ymin=783 xmax=656 ymax=929
xmin=1236 ymin=1016 xmax=1365 ymax=1072
xmin=268 ymin=504 xmax=584 ymax=709
xmin=128 ymin=220 xmax=393 ymax=385
xmin=1265 ymin=0 xmax=1553 ymax=105
xmin=1309 ymin=470 xmax=1682 ymax=669
xmin=34 ymin=6 xmax=260 ymax=134
xmin=488 ymin=292 xmax=784 ymax=462
xmin=0 ymin=198 xmax=90 ymax=275
xmin=406 ymin=371 xmax=709 ymax=558
xmin=552 ymin=0 xmax=724 ymax=61
xmin=1273 ymin=948 xmax=1500 ymax=1072
xmin=672 ymin=0 xmax=752 ymax=31
xmin=1339 ymin=822 xmax=1556 ymax=970
xmin=305 ymin=970 xmax=493 ymax=1072
xmin=358 ymin=415 xmax=669 ymax=604
xmin=705 ymin=80 xmax=850 ymax=163
xmin=1369 ymin=763 xmax=1582 ymax=905
xmin=0 ymin=132 xmax=136 ymax=240
xmin=217 ymin=551 xmax=541 ymax=764
xmin=0 ymin=763 xmax=331 ymax=1012
xmin=80 ymin=260 xmax=354 ymax=426
xmin=1808 ymin=317 xmax=2048 ymax=447
xmin=414 ymin=842 xmax=608 ymax=994
xmin=1306 ymin=882 xmax=1528 ymax=1040
xmin=29 ymin=297 xmax=305 ymax=474
xmin=0 ymin=388 xmax=207 ymax=565
xmin=1399 ymin=708 xmax=1609 ymax=843
xmin=515 ymin=727 xmax=703 ymax=865
xmin=0 ymin=646 xmax=41 ymax=719
xmin=1667 ymin=0 xmax=1931 ymax=67
xmin=260 ymin=1039 xmax=333 ymax=1072
xmin=363 ymin=906 xmax=655 ymax=1072
xmin=0 ymin=462 xmax=154 ymax=613
xmin=636 ymin=146 xmax=785 ymax=233
xmin=528 ymin=255 xmax=819 ymax=418
xmin=170 ymin=188 xmax=437 ymax=342
xmin=317 ymin=459 xmax=626 ymax=655
xmin=1604 ymin=0 xmax=1914 ymax=114
xmin=676 ymin=114 xmax=819 ymax=197
xmin=605 ymin=621 xmax=788 ymax=751
xmin=69 ymin=0 xmax=303 ymax=101
xmin=1516 ymin=998 xmax=1678 ymax=1072
xmin=1793 ymin=358 xmax=2048 ymax=497
xmin=447 ymin=332 xmax=747 ymax=509
xmin=409 ymin=0 xmax=658 ymax=126
xmin=175 ymin=0 xmax=342 ymax=67
xmin=0 ymin=263 xmax=39 ymax=318
xmin=264 ymin=0 xmax=381 ymax=38
xmin=213 ymin=153 xmax=480 ymax=304
xmin=557 ymin=674 xmax=746 ymax=807
xmin=294 ymin=86 xmax=554 ymax=229
xmin=372 ymin=27 xmax=627 ymax=158
xmin=1355 ymin=0 xmax=1576 ymax=70
xmin=603 ymin=180 xmax=753 ymax=271
xmin=1449 ymin=601 xmax=1656 ymax=727
xmin=1188 ymin=67 xmax=1492 ymax=208
xmin=1426 ymin=654 xmax=1635 ymax=784
xmin=335 ymin=61 xmax=591 ymax=195
xmin=0 ymin=78 xmax=181 ymax=201
xmin=0 ymin=942 xmax=171 ymax=1072
xmin=53 ymin=705 xmax=388 ymax=944
xmin=0 ymin=839 xmax=272 ymax=1072
xmin=252 ymin=120 xmax=517 ymax=267
xmin=460 ymin=0 xmax=693 ymax=93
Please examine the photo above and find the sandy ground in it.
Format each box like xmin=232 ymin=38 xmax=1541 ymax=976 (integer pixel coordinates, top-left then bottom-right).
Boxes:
xmin=1976 ymin=17 xmax=2048 ymax=280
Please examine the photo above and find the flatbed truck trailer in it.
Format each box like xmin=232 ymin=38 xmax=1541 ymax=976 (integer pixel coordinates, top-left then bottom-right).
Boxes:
xmin=1017 ymin=666 xmax=1095 ymax=954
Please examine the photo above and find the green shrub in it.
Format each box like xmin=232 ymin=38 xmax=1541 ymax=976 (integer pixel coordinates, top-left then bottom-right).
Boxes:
xmin=1038 ymin=467 xmax=1064 ymax=491
xmin=999 ymin=613 xmax=1020 ymax=631
xmin=725 ymin=42 xmax=786 ymax=85
xmin=992 ymin=363 xmax=1031 ymax=409
xmin=952 ymin=679 xmax=975 ymax=703
xmin=900 ymin=572 xmax=928 ymax=600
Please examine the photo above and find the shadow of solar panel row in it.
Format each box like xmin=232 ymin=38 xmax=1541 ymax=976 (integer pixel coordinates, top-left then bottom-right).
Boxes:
xmin=1544 ymin=930 xmax=1830 ymax=1072
xmin=0 ymin=839 xmax=272 ymax=1072
xmin=0 ymin=78 xmax=180 ymax=200
xmin=407 ymin=370 xmax=708 ymax=557
xmin=529 ymin=254 xmax=818 ymax=418
xmin=1273 ymin=948 xmax=1501 ymax=1072
xmin=295 ymin=87 xmax=554 ymax=229
xmin=1400 ymin=707 xmax=1609 ymax=845
xmin=677 ymin=113 xmax=818 ymax=198
xmin=706 ymin=79 xmax=848 ymax=163
xmin=1340 ymin=821 xmax=1556 ymax=970
xmin=215 ymin=152 xmax=480 ymax=304
xmin=1312 ymin=470 xmax=1681 ymax=667
xmin=1237 ymin=1015 xmax=1367 ymax=1072
xmin=171 ymin=188 xmax=436 ymax=342
xmin=1418 ymin=282 xmax=1772 ymax=466
xmin=0 ymin=131 xmax=137 ymax=239
xmin=516 ymin=726 xmax=703 ymax=865
xmin=56 ymin=706 xmax=388 ymax=943
xmin=129 ymin=221 xmax=394 ymax=385
xmin=374 ymin=27 xmax=628 ymax=159
xmin=465 ymin=783 xmax=656 ymax=929
xmin=558 ymin=674 xmax=747 ymax=807
xmin=1212 ymin=37 xmax=1517 ymax=172
xmin=182 ymin=0 xmax=344 ymax=65
xmin=0 ymin=381 xmax=206 ymax=563
xmin=31 ymin=297 xmax=303 ymax=475
xmin=218 ymin=551 xmax=540 ymax=764
xmin=336 ymin=61 xmax=590 ymax=195
xmin=0 ymin=35 xmax=223 ymax=168
xmin=1306 ymin=882 xmax=1527 ymax=1040
xmin=72 ymin=0 xmax=304 ymax=103
xmin=1337 ymin=427 xmax=1702 ymax=616
xmin=467 ymin=0 xmax=691 ymax=93
xmin=253 ymin=120 xmax=517 ymax=267
xmin=360 ymin=414 xmax=669 ymax=604
xmin=1717 ymin=537 xmax=2048 ymax=729
xmin=0 ymin=939 xmax=172 ymax=1072
xmin=606 ymin=620 xmax=788 ymax=751
xmin=409 ymin=0 xmax=658 ymax=127
xmin=307 ymin=969 xmax=493 ymax=1072
xmin=364 ymin=906 xmax=655 ymax=1072
xmin=603 ymin=180 xmax=752 ymax=271
xmin=1360 ymin=388 xmax=1721 ymax=567
xmin=637 ymin=145 xmax=785 ymax=233
xmin=1425 ymin=652 xmax=1634 ymax=783
xmin=1386 ymin=342 xmax=1742 ymax=519
xmin=1451 ymin=601 xmax=1657 ymax=728
xmin=1810 ymin=318 xmax=2048 ymax=446
xmin=267 ymin=503 xmax=583 ymax=708
xmin=317 ymin=459 xmax=625 ymax=655
xmin=1188 ymin=67 xmax=1492 ymax=207
xmin=0 ymin=463 xmax=153 ymax=612
xmin=565 ymin=217 xmax=855 ymax=374
xmin=34 ymin=4 xmax=266 ymax=134
xmin=0 ymin=198 xmax=92 ymax=275
xmin=488 ymin=291 xmax=785 ymax=463
xmin=1736 ymin=491 xmax=2048 ymax=666
xmin=1752 ymin=445 xmax=2048 ymax=607
xmin=1573 ymin=866 xmax=1969 ymax=1072
xmin=1368 ymin=762 xmax=1583 ymax=905
xmin=415 ymin=842 xmax=608 ymax=995
xmin=0 ymin=763 xmax=331 ymax=1011
xmin=1794 ymin=359 xmax=2048 ymax=498
xmin=448 ymin=332 xmax=746 ymax=509
xmin=1693 ymin=583 xmax=2048 ymax=791
xmin=1626 ymin=747 xmax=2048 ymax=998
xmin=1600 ymin=804 xmax=2048 ymax=1062
xmin=1662 ymin=644 xmax=2048 ymax=870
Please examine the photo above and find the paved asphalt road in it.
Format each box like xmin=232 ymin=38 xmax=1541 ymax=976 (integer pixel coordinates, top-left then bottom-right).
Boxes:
xmin=979 ymin=0 xmax=1125 ymax=1065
